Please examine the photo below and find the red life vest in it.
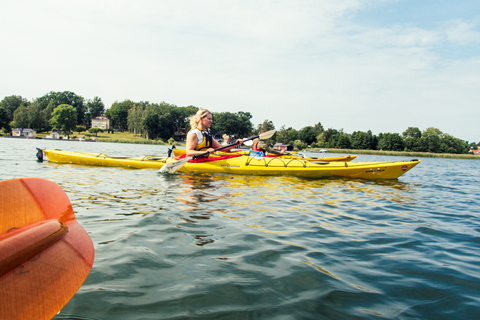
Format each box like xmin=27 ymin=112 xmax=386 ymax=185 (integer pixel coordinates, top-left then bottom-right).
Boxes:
xmin=253 ymin=141 xmax=262 ymax=152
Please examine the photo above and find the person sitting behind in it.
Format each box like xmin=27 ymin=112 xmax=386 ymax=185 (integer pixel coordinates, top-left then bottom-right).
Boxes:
xmin=186 ymin=109 xmax=242 ymax=157
xmin=222 ymin=134 xmax=230 ymax=146
xmin=252 ymin=130 xmax=285 ymax=155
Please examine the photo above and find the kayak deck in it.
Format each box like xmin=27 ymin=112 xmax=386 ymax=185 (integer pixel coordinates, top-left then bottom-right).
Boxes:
xmin=171 ymin=147 xmax=357 ymax=162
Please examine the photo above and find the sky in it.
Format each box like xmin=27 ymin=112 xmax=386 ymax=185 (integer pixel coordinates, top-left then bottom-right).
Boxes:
xmin=1 ymin=0 xmax=479 ymax=142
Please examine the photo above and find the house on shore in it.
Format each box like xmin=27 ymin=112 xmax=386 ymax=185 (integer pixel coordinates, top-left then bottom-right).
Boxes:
xmin=91 ymin=116 xmax=111 ymax=130
xmin=273 ymin=143 xmax=294 ymax=152
xmin=45 ymin=132 xmax=61 ymax=139
xmin=12 ymin=128 xmax=37 ymax=138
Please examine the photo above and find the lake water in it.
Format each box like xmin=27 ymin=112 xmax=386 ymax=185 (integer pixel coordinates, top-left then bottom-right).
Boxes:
xmin=1 ymin=138 xmax=480 ymax=319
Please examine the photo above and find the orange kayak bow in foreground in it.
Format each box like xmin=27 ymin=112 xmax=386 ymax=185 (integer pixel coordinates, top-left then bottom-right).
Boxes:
xmin=0 ymin=178 xmax=94 ymax=320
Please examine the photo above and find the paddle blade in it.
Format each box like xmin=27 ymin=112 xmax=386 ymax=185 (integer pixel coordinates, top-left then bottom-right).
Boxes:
xmin=159 ymin=157 xmax=191 ymax=173
xmin=0 ymin=178 xmax=94 ymax=320
xmin=244 ymin=140 xmax=253 ymax=146
xmin=258 ymin=129 xmax=276 ymax=140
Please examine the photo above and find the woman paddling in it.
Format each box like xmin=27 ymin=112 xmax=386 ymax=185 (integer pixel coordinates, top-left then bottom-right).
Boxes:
xmin=186 ymin=109 xmax=242 ymax=157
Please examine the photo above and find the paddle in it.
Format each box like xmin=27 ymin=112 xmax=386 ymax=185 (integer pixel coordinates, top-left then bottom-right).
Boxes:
xmin=0 ymin=178 xmax=94 ymax=320
xmin=160 ymin=130 xmax=276 ymax=173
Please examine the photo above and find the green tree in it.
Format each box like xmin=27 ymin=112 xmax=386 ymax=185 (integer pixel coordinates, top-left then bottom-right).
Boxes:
xmin=37 ymin=91 xmax=85 ymax=126
xmin=128 ymin=104 xmax=145 ymax=136
xmin=313 ymin=122 xmax=324 ymax=136
xmin=293 ymin=140 xmax=307 ymax=151
xmin=277 ymin=126 xmax=298 ymax=144
xmin=76 ymin=125 xmax=86 ymax=133
xmin=86 ymin=97 xmax=105 ymax=119
xmin=316 ymin=132 xmax=326 ymax=147
xmin=88 ymin=127 xmax=103 ymax=137
xmin=0 ymin=106 xmax=9 ymax=131
xmin=211 ymin=111 xmax=253 ymax=139
xmin=49 ymin=104 xmax=77 ymax=138
xmin=378 ymin=132 xmax=405 ymax=151
xmin=337 ymin=133 xmax=352 ymax=149
xmin=439 ymin=133 xmax=469 ymax=154
xmin=236 ymin=111 xmax=254 ymax=137
xmin=351 ymin=130 xmax=373 ymax=150
xmin=11 ymin=105 xmax=30 ymax=128
xmin=27 ymin=101 xmax=48 ymax=131
xmin=403 ymin=127 xmax=422 ymax=151
xmin=108 ymin=100 xmax=134 ymax=131
xmin=256 ymin=119 xmax=275 ymax=134
xmin=142 ymin=104 xmax=175 ymax=140
xmin=420 ymin=127 xmax=442 ymax=153
xmin=324 ymin=128 xmax=339 ymax=148
xmin=0 ymin=95 xmax=30 ymax=128
xmin=299 ymin=126 xmax=316 ymax=145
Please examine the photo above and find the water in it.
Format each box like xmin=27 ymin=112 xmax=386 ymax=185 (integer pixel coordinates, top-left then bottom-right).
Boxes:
xmin=1 ymin=138 xmax=480 ymax=319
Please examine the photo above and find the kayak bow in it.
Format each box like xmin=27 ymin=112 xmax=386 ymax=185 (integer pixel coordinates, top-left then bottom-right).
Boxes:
xmin=0 ymin=178 xmax=94 ymax=320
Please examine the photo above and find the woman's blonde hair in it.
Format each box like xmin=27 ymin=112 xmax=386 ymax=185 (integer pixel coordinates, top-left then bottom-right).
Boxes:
xmin=189 ymin=108 xmax=211 ymax=129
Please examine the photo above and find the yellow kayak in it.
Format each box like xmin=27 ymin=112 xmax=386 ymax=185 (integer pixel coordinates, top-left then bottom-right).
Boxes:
xmin=171 ymin=147 xmax=357 ymax=162
xmin=39 ymin=149 xmax=420 ymax=180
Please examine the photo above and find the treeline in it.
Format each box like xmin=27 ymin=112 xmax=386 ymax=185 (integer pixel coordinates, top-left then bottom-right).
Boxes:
xmin=0 ymin=91 xmax=476 ymax=154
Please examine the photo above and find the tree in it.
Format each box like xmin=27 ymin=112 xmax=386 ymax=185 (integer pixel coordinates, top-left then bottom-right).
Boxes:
xmin=403 ymin=127 xmax=422 ymax=139
xmin=108 ymin=100 xmax=134 ymax=131
xmin=377 ymin=133 xmax=405 ymax=151
xmin=211 ymin=111 xmax=253 ymax=139
xmin=439 ymin=133 xmax=469 ymax=154
xmin=256 ymin=119 xmax=275 ymax=133
xmin=313 ymin=122 xmax=324 ymax=136
xmin=0 ymin=95 xmax=29 ymax=128
xmin=128 ymin=104 xmax=145 ymax=136
xmin=420 ymin=127 xmax=442 ymax=153
xmin=142 ymin=104 xmax=175 ymax=140
xmin=86 ymin=97 xmax=105 ymax=119
xmin=324 ymin=128 xmax=339 ymax=148
xmin=0 ymin=106 xmax=9 ymax=131
xmin=11 ymin=105 xmax=30 ymax=128
xmin=351 ymin=131 xmax=373 ymax=150
xmin=293 ymin=140 xmax=307 ymax=150
xmin=37 ymin=91 xmax=85 ymax=126
xmin=316 ymin=132 xmax=326 ymax=147
xmin=236 ymin=111 xmax=254 ymax=138
xmin=337 ymin=133 xmax=352 ymax=149
xmin=49 ymin=104 xmax=77 ymax=138
xmin=27 ymin=101 xmax=48 ymax=131
xmin=277 ymin=126 xmax=298 ymax=144
xmin=299 ymin=126 xmax=316 ymax=145
xmin=88 ymin=127 xmax=103 ymax=137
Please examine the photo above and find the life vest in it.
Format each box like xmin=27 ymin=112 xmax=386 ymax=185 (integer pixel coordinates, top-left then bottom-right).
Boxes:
xmin=189 ymin=128 xmax=213 ymax=151
xmin=253 ymin=141 xmax=262 ymax=152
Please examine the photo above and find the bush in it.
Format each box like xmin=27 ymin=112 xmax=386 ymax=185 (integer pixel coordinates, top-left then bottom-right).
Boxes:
xmin=293 ymin=140 xmax=307 ymax=151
